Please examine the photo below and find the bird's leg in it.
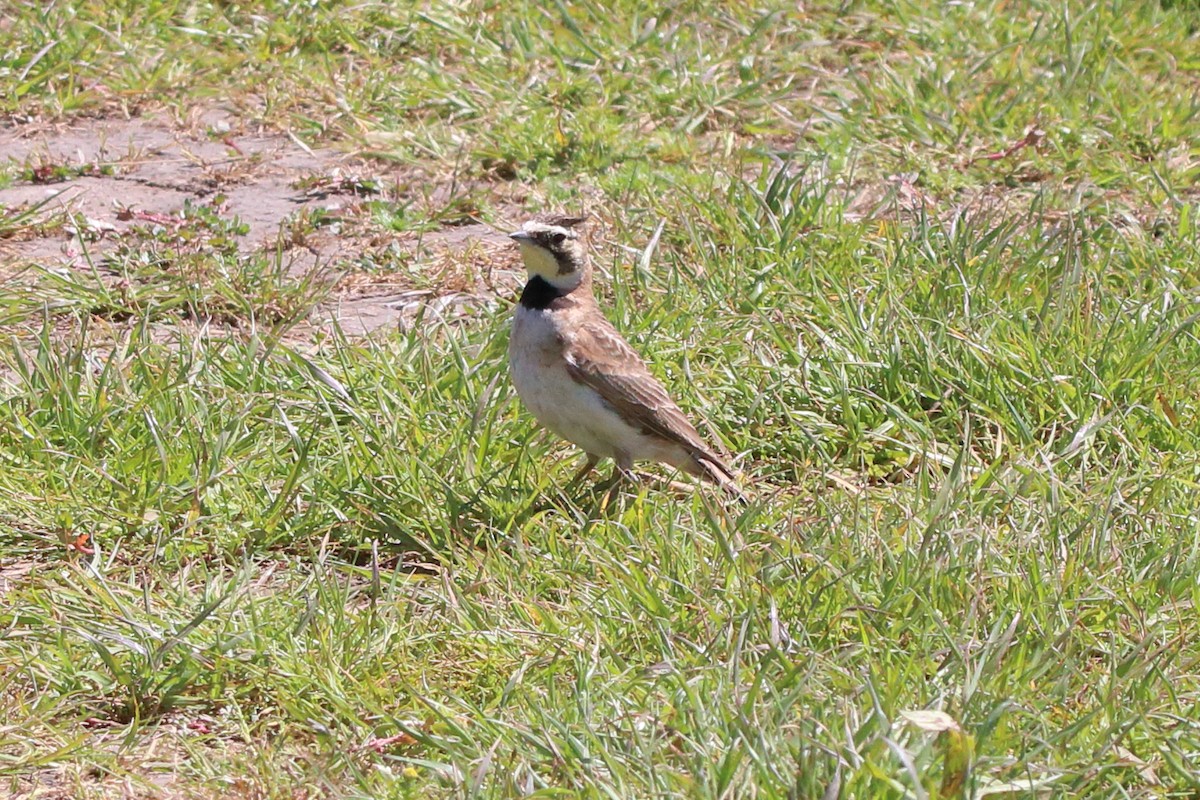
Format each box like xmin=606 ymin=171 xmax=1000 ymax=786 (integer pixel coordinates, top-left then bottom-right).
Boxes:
xmin=614 ymin=452 xmax=636 ymax=483
xmin=566 ymin=453 xmax=600 ymax=488
xmin=600 ymin=452 xmax=636 ymax=510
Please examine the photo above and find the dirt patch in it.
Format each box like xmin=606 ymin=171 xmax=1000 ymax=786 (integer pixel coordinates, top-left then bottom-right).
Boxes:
xmin=0 ymin=112 xmax=526 ymax=336
xmin=0 ymin=113 xmax=341 ymax=246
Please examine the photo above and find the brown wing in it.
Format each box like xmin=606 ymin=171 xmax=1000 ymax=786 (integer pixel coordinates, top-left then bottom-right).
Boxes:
xmin=563 ymin=317 xmax=733 ymax=476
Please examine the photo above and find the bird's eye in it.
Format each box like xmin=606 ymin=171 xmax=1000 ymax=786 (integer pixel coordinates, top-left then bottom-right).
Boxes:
xmin=551 ymin=232 xmax=566 ymax=245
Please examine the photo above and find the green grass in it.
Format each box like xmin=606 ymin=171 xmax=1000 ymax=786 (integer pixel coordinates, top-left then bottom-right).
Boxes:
xmin=3 ymin=0 xmax=1200 ymax=797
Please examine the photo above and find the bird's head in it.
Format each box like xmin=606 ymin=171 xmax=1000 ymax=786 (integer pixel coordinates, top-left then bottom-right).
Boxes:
xmin=509 ymin=214 xmax=590 ymax=292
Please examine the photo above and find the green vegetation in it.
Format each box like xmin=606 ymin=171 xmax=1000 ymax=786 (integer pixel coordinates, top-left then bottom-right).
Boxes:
xmin=1 ymin=0 xmax=1199 ymax=797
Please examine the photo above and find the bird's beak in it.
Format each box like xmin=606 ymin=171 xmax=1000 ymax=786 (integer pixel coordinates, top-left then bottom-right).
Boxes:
xmin=509 ymin=230 xmax=532 ymax=243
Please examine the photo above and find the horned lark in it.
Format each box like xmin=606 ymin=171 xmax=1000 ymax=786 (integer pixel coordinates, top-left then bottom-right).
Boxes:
xmin=507 ymin=213 xmax=742 ymax=496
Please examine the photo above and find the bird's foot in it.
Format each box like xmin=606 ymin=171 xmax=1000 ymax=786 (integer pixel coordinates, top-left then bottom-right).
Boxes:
xmin=594 ymin=464 xmax=636 ymax=512
xmin=565 ymin=453 xmax=601 ymax=488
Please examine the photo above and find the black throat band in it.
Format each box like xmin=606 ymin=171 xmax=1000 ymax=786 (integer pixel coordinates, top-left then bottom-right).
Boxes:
xmin=519 ymin=275 xmax=568 ymax=310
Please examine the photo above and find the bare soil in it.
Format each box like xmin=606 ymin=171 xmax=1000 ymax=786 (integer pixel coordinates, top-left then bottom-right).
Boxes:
xmin=0 ymin=110 xmax=525 ymax=336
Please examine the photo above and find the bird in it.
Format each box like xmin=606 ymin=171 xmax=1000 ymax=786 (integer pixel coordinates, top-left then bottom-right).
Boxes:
xmin=506 ymin=213 xmax=743 ymax=499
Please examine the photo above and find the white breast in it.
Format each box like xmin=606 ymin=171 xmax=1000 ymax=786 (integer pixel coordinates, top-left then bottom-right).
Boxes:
xmin=509 ymin=306 xmax=671 ymax=463
xmin=509 ymin=306 xmax=604 ymax=451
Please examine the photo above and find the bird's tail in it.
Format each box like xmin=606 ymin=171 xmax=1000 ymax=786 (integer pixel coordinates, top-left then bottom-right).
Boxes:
xmin=689 ymin=453 xmax=749 ymax=503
